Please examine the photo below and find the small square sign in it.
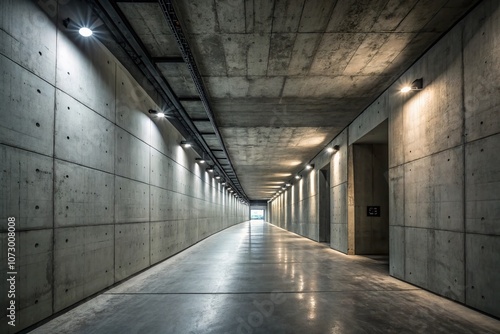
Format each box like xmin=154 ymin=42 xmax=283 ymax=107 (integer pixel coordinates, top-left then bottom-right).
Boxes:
xmin=367 ymin=206 xmax=380 ymax=217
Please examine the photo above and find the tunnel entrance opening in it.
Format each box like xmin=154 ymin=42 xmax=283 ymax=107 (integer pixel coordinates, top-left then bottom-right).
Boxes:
xmin=319 ymin=163 xmax=331 ymax=243
xmin=350 ymin=120 xmax=389 ymax=259
xmin=250 ymin=209 xmax=265 ymax=220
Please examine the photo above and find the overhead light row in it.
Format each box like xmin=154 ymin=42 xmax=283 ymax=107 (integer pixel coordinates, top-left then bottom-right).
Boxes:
xmin=178 ymin=138 xmax=249 ymax=204
xmin=269 ymin=144 xmax=341 ymax=202
xmin=68 ymin=20 xmax=249 ymax=206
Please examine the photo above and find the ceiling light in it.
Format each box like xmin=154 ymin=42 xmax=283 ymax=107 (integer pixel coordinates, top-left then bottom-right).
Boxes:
xmin=215 ymin=175 xmax=221 ymax=180
xmin=282 ymin=186 xmax=286 ymax=190
xmin=295 ymin=175 xmax=302 ymax=180
xmin=196 ymin=158 xmax=205 ymax=164
xmin=401 ymin=78 xmax=423 ymax=93
xmin=206 ymin=167 xmax=214 ymax=173
xmin=305 ymin=164 xmax=314 ymax=170
xmin=286 ymin=183 xmax=291 ymax=187
xmin=79 ymin=27 xmax=93 ymax=37
xmin=180 ymin=141 xmax=192 ymax=148
xmin=221 ymin=182 xmax=226 ymax=186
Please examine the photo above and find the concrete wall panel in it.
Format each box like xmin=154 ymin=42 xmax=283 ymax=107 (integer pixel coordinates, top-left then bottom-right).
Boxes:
xmin=0 ymin=146 xmax=53 ymax=231
xmin=404 ymin=147 xmax=464 ymax=231
xmin=463 ymin=0 xmax=500 ymax=142
xmin=331 ymin=129 xmax=348 ymax=187
xmin=404 ymin=227 xmax=428 ymax=288
xmin=388 ymin=92 xmax=405 ymax=168
xmin=115 ymin=223 xmax=150 ymax=281
xmin=150 ymin=149 xmax=173 ymax=190
xmin=55 ymin=90 xmax=115 ymax=173
xmin=389 ymin=225 xmax=405 ymax=279
xmin=465 ymin=134 xmax=500 ymax=235
xmin=116 ymin=65 xmax=154 ymax=145
xmin=150 ymin=220 xmax=178 ymax=264
xmin=56 ymin=37 xmax=116 ymax=122
xmin=0 ymin=229 xmax=53 ymax=333
xmin=150 ymin=120 xmax=184 ymax=161
xmin=150 ymin=186 xmax=172 ymax=222
xmin=466 ymin=233 xmax=500 ymax=318
xmin=115 ymin=128 xmax=150 ymax=183
xmin=427 ymin=229 xmax=465 ymax=302
xmin=0 ymin=56 xmax=55 ymax=156
xmin=53 ymin=225 xmax=114 ymax=312
xmin=331 ymin=183 xmax=347 ymax=253
xmin=0 ymin=0 xmax=57 ymax=84
xmin=54 ymin=161 xmax=114 ymax=227
xmin=349 ymin=91 xmax=389 ymax=144
xmin=389 ymin=165 xmax=404 ymax=227
xmin=115 ymin=177 xmax=149 ymax=223
xmin=402 ymin=26 xmax=463 ymax=163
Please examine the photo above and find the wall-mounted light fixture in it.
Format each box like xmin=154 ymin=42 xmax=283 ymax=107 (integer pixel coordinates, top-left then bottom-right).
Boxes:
xmin=149 ymin=109 xmax=165 ymax=118
xmin=295 ymin=175 xmax=302 ymax=180
xmin=286 ymin=183 xmax=291 ymax=187
xmin=206 ymin=166 xmax=214 ymax=173
xmin=180 ymin=141 xmax=192 ymax=148
xmin=79 ymin=27 xmax=93 ymax=37
xmin=401 ymin=78 xmax=423 ymax=93
xmin=282 ymin=186 xmax=286 ymax=190
xmin=63 ymin=18 xmax=94 ymax=37
xmin=215 ymin=175 xmax=221 ymax=180
xmin=305 ymin=163 xmax=314 ymax=170
xmin=327 ymin=145 xmax=340 ymax=153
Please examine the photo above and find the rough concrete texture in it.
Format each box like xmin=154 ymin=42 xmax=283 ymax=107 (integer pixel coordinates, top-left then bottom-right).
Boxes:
xmin=0 ymin=1 xmax=247 ymax=332
xmin=268 ymin=129 xmax=348 ymax=248
xmin=155 ymin=0 xmax=479 ymax=199
xmin=270 ymin=0 xmax=500 ymax=318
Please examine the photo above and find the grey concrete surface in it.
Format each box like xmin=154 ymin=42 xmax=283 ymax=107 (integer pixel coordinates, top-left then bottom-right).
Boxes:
xmin=0 ymin=1 xmax=247 ymax=332
xmin=269 ymin=0 xmax=500 ymax=319
xmin=30 ymin=221 xmax=500 ymax=334
xmin=1 ymin=0 xmax=499 ymax=331
xmin=116 ymin=0 xmax=480 ymax=199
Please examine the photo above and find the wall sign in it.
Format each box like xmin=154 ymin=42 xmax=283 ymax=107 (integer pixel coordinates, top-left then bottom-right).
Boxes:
xmin=367 ymin=206 xmax=380 ymax=217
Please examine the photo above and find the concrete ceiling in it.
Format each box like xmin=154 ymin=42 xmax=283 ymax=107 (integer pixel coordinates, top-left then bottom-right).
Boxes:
xmin=113 ymin=0 xmax=479 ymax=200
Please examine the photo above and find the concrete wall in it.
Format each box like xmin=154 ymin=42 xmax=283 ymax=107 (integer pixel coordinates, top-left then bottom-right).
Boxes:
xmin=0 ymin=1 xmax=247 ymax=332
xmin=269 ymin=0 xmax=500 ymax=318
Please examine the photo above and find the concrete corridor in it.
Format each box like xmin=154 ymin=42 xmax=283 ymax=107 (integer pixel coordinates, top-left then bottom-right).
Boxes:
xmin=31 ymin=221 xmax=499 ymax=334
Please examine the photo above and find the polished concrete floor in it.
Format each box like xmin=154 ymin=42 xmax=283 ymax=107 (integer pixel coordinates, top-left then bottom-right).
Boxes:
xmin=31 ymin=221 xmax=499 ymax=334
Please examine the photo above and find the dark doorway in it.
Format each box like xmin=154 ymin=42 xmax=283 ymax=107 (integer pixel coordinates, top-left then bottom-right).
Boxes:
xmin=319 ymin=163 xmax=331 ymax=243
xmin=351 ymin=120 xmax=389 ymax=256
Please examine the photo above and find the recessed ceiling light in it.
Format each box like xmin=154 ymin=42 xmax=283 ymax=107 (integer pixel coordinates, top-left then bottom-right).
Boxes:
xmin=79 ymin=27 xmax=93 ymax=37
